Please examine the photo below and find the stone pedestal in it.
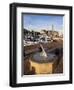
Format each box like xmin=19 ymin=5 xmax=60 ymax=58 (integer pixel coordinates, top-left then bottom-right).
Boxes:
xmin=30 ymin=57 xmax=58 ymax=74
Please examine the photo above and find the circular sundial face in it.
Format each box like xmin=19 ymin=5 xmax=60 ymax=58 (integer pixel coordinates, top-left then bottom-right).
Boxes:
xmin=32 ymin=52 xmax=56 ymax=63
xmin=32 ymin=44 xmax=57 ymax=63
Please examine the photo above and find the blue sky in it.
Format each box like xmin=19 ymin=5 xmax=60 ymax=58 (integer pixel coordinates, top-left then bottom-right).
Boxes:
xmin=23 ymin=14 xmax=63 ymax=32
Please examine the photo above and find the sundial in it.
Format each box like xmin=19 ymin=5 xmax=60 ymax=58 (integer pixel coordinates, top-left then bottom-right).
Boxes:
xmin=32 ymin=44 xmax=57 ymax=63
xmin=29 ymin=44 xmax=58 ymax=74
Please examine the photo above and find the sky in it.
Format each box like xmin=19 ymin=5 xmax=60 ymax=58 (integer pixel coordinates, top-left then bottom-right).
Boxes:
xmin=23 ymin=14 xmax=64 ymax=32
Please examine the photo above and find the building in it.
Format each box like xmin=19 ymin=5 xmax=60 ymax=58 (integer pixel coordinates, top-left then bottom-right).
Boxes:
xmin=48 ymin=31 xmax=59 ymax=38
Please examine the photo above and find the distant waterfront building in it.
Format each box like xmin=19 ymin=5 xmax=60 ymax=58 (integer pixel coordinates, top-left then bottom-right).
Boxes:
xmin=48 ymin=31 xmax=59 ymax=38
